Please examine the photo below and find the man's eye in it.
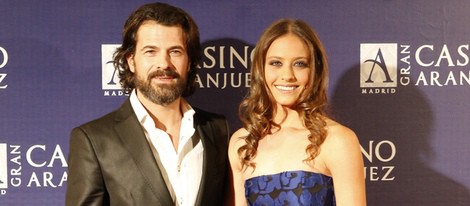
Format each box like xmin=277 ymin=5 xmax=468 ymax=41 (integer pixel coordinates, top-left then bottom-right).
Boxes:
xmin=170 ymin=50 xmax=182 ymax=56
xmin=144 ymin=50 xmax=156 ymax=54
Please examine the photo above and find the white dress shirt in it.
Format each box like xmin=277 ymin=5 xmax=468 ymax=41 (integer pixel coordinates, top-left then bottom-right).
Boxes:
xmin=130 ymin=90 xmax=203 ymax=206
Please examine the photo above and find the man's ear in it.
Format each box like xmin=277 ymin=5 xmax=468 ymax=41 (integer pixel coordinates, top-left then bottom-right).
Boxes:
xmin=127 ymin=55 xmax=135 ymax=73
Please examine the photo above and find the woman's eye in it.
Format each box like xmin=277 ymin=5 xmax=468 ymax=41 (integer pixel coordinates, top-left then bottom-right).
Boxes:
xmin=269 ymin=61 xmax=282 ymax=66
xmin=294 ymin=61 xmax=309 ymax=68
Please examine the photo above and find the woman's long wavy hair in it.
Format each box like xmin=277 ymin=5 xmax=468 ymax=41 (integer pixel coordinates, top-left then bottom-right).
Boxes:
xmin=113 ymin=2 xmax=201 ymax=97
xmin=238 ymin=19 xmax=330 ymax=169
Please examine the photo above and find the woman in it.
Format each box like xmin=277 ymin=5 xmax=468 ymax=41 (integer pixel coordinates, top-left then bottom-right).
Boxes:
xmin=227 ymin=19 xmax=366 ymax=205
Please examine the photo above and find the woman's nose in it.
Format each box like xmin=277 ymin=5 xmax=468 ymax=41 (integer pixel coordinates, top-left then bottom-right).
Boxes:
xmin=280 ymin=66 xmax=296 ymax=82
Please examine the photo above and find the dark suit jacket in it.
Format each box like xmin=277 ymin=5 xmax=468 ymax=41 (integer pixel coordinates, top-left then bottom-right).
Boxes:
xmin=65 ymin=99 xmax=229 ymax=206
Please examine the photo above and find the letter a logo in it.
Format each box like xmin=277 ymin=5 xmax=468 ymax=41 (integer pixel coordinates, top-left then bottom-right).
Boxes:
xmin=101 ymin=44 xmax=122 ymax=90
xmin=360 ymin=43 xmax=397 ymax=88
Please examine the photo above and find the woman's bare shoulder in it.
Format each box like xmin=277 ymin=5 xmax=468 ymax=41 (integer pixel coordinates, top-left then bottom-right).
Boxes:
xmin=230 ymin=128 xmax=249 ymax=142
xmin=232 ymin=128 xmax=249 ymax=138
xmin=229 ymin=128 xmax=249 ymax=151
xmin=228 ymin=128 xmax=250 ymax=171
xmin=323 ymin=119 xmax=360 ymax=150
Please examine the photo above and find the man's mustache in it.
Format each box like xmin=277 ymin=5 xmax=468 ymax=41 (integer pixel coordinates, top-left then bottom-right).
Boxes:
xmin=148 ymin=69 xmax=180 ymax=80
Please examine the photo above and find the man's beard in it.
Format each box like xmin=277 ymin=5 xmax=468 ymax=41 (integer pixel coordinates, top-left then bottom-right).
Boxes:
xmin=134 ymin=69 xmax=186 ymax=106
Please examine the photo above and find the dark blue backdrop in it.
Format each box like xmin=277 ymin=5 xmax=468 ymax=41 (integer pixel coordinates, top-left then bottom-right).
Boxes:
xmin=1 ymin=1 xmax=469 ymax=205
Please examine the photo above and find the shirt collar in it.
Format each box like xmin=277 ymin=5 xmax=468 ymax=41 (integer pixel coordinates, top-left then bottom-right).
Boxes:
xmin=130 ymin=89 xmax=195 ymax=125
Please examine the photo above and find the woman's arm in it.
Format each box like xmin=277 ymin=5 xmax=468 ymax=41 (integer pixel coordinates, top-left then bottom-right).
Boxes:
xmin=225 ymin=129 xmax=249 ymax=206
xmin=323 ymin=123 xmax=367 ymax=206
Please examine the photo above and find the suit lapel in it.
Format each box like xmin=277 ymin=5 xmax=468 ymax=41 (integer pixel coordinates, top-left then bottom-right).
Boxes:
xmin=193 ymin=109 xmax=229 ymax=206
xmin=113 ymin=99 xmax=174 ymax=206
xmin=194 ymin=111 xmax=216 ymax=206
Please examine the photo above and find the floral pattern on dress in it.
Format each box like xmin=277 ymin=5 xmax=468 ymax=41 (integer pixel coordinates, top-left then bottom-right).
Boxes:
xmin=245 ymin=170 xmax=335 ymax=206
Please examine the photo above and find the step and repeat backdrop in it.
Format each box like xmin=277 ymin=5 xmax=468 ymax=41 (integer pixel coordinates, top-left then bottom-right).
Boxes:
xmin=1 ymin=0 xmax=470 ymax=205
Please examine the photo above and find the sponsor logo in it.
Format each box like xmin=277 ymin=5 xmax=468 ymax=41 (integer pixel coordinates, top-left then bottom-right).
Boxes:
xmin=0 ymin=46 xmax=8 ymax=89
xmin=0 ymin=143 xmax=68 ymax=196
xmin=360 ymin=43 xmax=470 ymax=94
xmin=360 ymin=43 xmax=397 ymax=94
xmin=412 ymin=44 xmax=470 ymax=86
xmin=361 ymin=139 xmax=396 ymax=182
xmin=197 ymin=44 xmax=253 ymax=89
xmin=101 ymin=44 xmax=126 ymax=96
xmin=360 ymin=43 xmax=398 ymax=88
xmin=0 ymin=144 xmax=7 ymax=191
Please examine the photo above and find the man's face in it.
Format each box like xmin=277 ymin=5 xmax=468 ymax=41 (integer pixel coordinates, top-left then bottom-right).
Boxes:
xmin=127 ymin=20 xmax=189 ymax=105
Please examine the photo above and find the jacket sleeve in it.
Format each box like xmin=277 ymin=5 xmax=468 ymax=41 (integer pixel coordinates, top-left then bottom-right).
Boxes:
xmin=65 ymin=127 xmax=109 ymax=206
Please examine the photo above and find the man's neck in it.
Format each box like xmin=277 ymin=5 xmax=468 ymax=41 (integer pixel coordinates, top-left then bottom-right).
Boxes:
xmin=137 ymin=92 xmax=184 ymax=151
xmin=136 ymin=92 xmax=183 ymax=130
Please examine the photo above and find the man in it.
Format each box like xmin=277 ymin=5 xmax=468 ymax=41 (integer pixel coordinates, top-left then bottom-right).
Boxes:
xmin=65 ymin=2 xmax=229 ymax=206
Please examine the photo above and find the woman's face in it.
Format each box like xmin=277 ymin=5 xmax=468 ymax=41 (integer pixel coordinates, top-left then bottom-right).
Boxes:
xmin=264 ymin=34 xmax=312 ymax=108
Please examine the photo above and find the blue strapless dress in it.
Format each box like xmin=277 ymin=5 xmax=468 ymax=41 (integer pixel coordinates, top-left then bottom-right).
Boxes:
xmin=245 ymin=170 xmax=335 ymax=206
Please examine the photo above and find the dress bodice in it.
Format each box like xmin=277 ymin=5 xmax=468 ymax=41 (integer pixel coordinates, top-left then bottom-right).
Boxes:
xmin=245 ymin=170 xmax=335 ymax=206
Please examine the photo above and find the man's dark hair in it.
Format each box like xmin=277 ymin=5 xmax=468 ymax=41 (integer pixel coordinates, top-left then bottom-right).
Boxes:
xmin=113 ymin=2 xmax=201 ymax=96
